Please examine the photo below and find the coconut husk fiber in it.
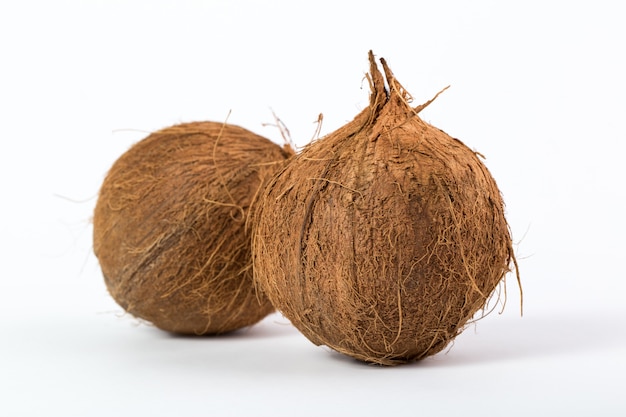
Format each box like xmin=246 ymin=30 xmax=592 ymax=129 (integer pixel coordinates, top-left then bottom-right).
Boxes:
xmin=93 ymin=121 xmax=293 ymax=335
xmin=253 ymin=51 xmax=520 ymax=365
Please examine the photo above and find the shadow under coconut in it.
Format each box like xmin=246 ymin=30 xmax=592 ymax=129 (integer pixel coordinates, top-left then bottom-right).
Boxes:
xmin=156 ymin=313 xmax=299 ymax=341
xmin=417 ymin=310 xmax=626 ymax=367
xmin=317 ymin=310 xmax=626 ymax=368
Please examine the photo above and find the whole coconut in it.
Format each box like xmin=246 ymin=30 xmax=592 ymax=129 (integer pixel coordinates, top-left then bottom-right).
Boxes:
xmin=94 ymin=121 xmax=293 ymax=334
xmin=253 ymin=52 xmax=520 ymax=365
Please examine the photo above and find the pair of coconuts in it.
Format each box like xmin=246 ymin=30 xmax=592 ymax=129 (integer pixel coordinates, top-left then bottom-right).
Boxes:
xmin=93 ymin=51 xmax=519 ymax=365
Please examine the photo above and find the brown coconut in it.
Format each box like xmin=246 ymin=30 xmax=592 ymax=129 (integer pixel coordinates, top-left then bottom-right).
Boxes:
xmin=93 ymin=121 xmax=293 ymax=335
xmin=253 ymin=51 xmax=520 ymax=365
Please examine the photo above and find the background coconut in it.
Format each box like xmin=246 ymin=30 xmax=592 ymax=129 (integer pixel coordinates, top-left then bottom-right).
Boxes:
xmin=253 ymin=51 xmax=519 ymax=365
xmin=93 ymin=121 xmax=293 ymax=334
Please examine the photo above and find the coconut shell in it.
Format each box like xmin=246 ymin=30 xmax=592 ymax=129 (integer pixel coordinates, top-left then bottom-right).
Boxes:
xmin=253 ymin=52 xmax=519 ymax=365
xmin=93 ymin=121 xmax=293 ymax=334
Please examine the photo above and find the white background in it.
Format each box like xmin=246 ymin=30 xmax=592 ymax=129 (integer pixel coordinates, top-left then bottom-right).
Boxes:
xmin=1 ymin=1 xmax=625 ymax=416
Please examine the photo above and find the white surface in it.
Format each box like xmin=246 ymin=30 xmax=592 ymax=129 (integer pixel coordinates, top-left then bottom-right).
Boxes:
xmin=1 ymin=1 xmax=625 ymax=416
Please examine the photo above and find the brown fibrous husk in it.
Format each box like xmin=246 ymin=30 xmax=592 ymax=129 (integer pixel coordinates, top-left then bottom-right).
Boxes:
xmin=93 ymin=121 xmax=294 ymax=335
xmin=253 ymin=51 xmax=521 ymax=365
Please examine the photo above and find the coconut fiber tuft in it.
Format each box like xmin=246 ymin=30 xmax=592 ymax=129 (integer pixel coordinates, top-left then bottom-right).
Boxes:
xmin=94 ymin=121 xmax=293 ymax=335
xmin=253 ymin=51 xmax=519 ymax=365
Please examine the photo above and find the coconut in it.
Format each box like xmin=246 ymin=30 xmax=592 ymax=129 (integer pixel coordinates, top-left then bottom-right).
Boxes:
xmin=253 ymin=51 xmax=520 ymax=365
xmin=93 ymin=121 xmax=293 ymax=335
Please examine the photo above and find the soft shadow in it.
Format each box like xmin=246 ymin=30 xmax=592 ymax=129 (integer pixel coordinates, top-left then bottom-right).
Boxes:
xmin=156 ymin=313 xmax=298 ymax=341
xmin=309 ymin=310 xmax=626 ymax=368
xmin=418 ymin=310 xmax=626 ymax=367
xmin=135 ymin=309 xmax=626 ymax=370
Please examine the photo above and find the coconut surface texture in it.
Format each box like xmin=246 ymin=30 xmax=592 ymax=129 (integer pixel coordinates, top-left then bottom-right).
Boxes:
xmin=94 ymin=121 xmax=293 ymax=335
xmin=253 ymin=51 xmax=519 ymax=365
